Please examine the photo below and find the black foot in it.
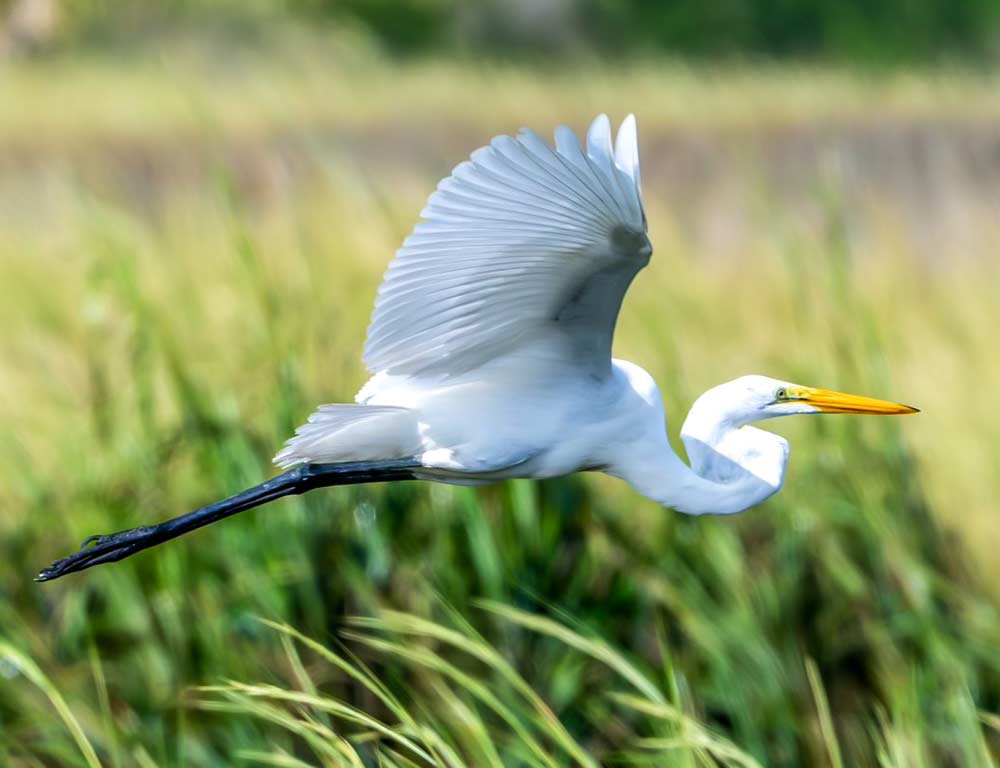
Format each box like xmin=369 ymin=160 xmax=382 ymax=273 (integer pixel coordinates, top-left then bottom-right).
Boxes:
xmin=36 ymin=526 xmax=159 ymax=582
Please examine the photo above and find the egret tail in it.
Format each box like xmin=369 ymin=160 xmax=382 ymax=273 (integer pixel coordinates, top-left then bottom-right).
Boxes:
xmin=36 ymin=459 xmax=421 ymax=582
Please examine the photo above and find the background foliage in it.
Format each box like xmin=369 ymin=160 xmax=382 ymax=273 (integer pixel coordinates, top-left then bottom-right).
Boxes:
xmin=1 ymin=2 xmax=1000 ymax=766
xmin=6 ymin=0 xmax=1000 ymax=63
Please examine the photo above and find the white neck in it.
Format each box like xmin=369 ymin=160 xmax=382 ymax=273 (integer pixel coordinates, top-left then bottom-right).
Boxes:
xmin=617 ymin=386 xmax=789 ymax=516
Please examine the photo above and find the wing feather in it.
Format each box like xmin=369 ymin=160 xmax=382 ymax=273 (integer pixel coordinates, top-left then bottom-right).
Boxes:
xmin=362 ymin=114 xmax=650 ymax=376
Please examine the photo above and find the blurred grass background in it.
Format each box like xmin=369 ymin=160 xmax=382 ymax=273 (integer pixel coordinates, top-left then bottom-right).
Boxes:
xmin=2 ymin=1 xmax=1000 ymax=766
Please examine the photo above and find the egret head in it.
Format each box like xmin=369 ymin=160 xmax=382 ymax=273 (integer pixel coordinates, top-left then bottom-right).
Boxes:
xmin=712 ymin=375 xmax=918 ymax=426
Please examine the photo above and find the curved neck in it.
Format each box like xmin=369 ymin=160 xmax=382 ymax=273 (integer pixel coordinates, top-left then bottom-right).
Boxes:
xmin=617 ymin=391 xmax=788 ymax=516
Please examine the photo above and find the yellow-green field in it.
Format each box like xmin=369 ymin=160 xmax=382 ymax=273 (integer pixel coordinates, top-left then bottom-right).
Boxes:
xmin=2 ymin=47 xmax=999 ymax=766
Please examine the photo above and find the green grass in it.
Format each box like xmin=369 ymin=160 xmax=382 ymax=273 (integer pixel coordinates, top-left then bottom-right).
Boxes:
xmin=1 ymin=46 xmax=1000 ymax=766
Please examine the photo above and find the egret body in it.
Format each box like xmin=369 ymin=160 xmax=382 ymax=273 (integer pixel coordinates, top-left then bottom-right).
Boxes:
xmin=39 ymin=115 xmax=916 ymax=580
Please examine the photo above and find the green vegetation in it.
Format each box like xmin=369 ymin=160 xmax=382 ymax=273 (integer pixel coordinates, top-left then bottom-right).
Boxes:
xmin=21 ymin=0 xmax=1000 ymax=64
xmin=1 ymin=46 xmax=1000 ymax=766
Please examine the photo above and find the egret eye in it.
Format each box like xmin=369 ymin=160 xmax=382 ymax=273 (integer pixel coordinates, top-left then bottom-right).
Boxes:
xmin=775 ymin=387 xmax=787 ymax=400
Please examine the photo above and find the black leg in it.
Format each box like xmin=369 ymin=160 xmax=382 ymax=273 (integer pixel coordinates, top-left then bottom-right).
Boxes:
xmin=36 ymin=459 xmax=421 ymax=582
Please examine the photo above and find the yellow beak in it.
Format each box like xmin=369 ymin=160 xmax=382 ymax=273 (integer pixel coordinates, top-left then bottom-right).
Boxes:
xmin=788 ymin=386 xmax=919 ymax=415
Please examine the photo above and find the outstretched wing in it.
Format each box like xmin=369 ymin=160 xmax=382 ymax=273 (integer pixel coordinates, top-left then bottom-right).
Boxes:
xmin=363 ymin=114 xmax=650 ymax=377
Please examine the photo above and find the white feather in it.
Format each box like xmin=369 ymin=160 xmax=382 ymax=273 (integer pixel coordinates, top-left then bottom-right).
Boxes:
xmin=274 ymin=405 xmax=419 ymax=469
xmin=362 ymin=115 xmax=648 ymax=377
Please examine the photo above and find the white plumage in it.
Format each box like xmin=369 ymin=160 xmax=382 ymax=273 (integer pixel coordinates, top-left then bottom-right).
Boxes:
xmin=363 ymin=113 xmax=647 ymax=376
xmin=275 ymin=114 xmax=917 ymax=516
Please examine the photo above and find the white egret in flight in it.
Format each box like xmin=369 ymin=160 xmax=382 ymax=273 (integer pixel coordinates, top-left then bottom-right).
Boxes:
xmin=39 ymin=115 xmax=917 ymax=581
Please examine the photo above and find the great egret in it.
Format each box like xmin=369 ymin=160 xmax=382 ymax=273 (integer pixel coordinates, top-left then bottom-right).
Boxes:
xmin=38 ymin=114 xmax=916 ymax=581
